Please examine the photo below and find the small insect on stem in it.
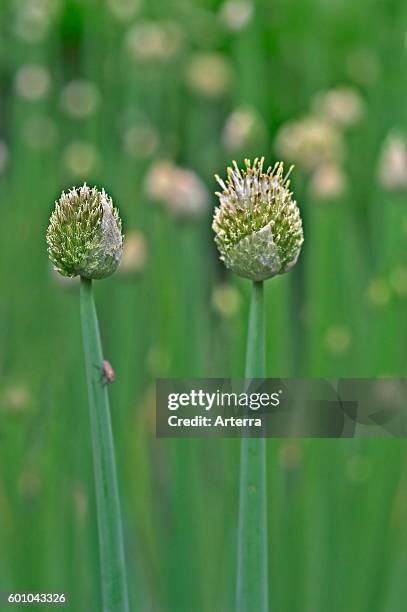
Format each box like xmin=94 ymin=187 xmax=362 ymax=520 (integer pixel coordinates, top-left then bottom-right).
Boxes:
xmin=94 ymin=360 xmax=116 ymax=385
xmin=102 ymin=359 xmax=116 ymax=385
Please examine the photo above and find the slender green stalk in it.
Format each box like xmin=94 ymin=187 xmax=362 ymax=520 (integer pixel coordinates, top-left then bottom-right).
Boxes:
xmin=236 ymin=280 xmax=268 ymax=612
xmin=80 ymin=277 xmax=129 ymax=612
xmin=245 ymin=281 xmax=266 ymax=377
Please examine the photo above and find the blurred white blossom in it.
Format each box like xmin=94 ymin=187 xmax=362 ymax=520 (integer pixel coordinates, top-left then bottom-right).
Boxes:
xmin=123 ymin=123 xmax=158 ymax=159
xmin=61 ymin=80 xmax=100 ymax=120
xmin=312 ymin=86 xmax=364 ymax=127
xmin=185 ymin=53 xmax=233 ymax=98
xmin=222 ymin=107 xmax=266 ymax=151
xmin=212 ymin=284 xmax=241 ymax=318
xmin=0 ymin=384 xmax=31 ymax=413
xmin=309 ymin=162 xmax=347 ymax=200
xmin=145 ymin=160 xmax=209 ymax=218
xmin=14 ymin=64 xmax=51 ymax=101
xmin=377 ymin=132 xmax=407 ymax=190
xmin=219 ymin=0 xmax=253 ymax=31
xmin=145 ymin=160 xmax=174 ymax=200
xmin=13 ymin=0 xmax=60 ymax=43
xmin=125 ymin=21 xmax=181 ymax=63
xmin=63 ymin=141 xmax=99 ymax=178
xmin=274 ymin=116 xmax=343 ymax=171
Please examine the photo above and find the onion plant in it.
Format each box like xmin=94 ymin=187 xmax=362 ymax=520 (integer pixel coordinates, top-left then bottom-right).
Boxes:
xmin=213 ymin=158 xmax=304 ymax=611
xmin=47 ymin=184 xmax=129 ymax=612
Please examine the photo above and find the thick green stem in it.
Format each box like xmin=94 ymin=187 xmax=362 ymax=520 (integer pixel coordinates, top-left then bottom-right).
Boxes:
xmin=80 ymin=278 xmax=129 ymax=612
xmin=236 ymin=280 xmax=268 ymax=612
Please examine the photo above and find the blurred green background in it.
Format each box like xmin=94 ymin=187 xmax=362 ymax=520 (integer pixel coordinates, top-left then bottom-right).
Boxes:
xmin=0 ymin=0 xmax=407 ymax=610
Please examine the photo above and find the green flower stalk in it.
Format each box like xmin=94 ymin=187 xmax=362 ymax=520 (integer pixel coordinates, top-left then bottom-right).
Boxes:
xmin=47 ymin=185 xmax=129 ymax=612
xmin=213 ymin=158 xmax=304 ymax=612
